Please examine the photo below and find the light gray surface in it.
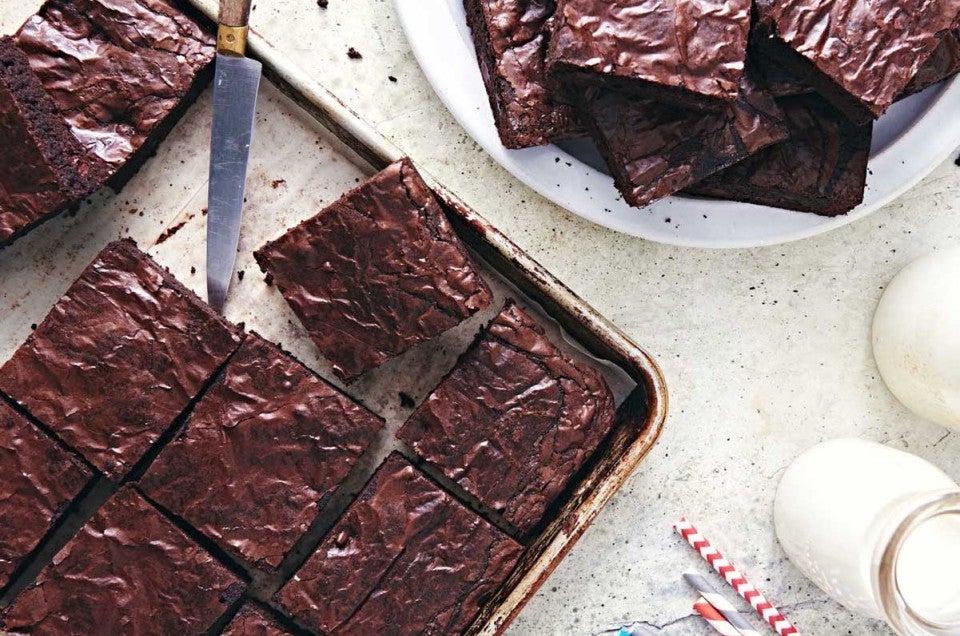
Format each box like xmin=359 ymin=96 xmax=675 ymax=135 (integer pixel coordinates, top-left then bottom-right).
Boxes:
xmin=3 ymin=1 xmax=960 ymax=635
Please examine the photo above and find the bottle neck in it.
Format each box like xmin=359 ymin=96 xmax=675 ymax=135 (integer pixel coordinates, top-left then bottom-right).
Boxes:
xmin=874 ymin=490 xmax=960 ymax=636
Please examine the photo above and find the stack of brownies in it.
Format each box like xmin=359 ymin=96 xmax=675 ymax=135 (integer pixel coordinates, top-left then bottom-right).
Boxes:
xmin=465 ymin=0 xmax=960 ymax=215
xmin=0 ymin=159 xmax=623 ymax=634
xmin=0 ymin=0 xmax=216 ymax=248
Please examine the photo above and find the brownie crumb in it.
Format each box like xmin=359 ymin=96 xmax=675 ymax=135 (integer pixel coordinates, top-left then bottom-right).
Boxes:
xmin=190 ymin=266 xmax=196 ymax=275
xmin=399 ymin=392 xmax=416 ymax=409
xmin=317 ymin=0 xmax=328 ymax=7
xmin=156 ymin=220 xmax=187 ymax=244
xmin=388 ymin=75 xmax=397 ymax=83
xmin=271 ymin=179 xmax=286 ymax=189
xmin=30 ymin=323 xmax=37 ymax=330
xmin=201 ymin=207 xmax=208 ymax=216
xmin=237 ymin=270 xmax=245 ymax=281
xmin=347 ymin=47 xmax=362 ymax=60
xmin=955 ymin=152 xmax=960 ymax=167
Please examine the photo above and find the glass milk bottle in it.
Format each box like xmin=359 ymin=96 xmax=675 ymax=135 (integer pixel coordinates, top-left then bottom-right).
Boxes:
xmin=774 ymin=439 xmax=960 ymax=635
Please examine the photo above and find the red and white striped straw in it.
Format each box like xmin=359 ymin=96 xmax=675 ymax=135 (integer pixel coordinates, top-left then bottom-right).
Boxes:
xmin=674 ymin=518 xmax=799 ymax=636
xmin=693 ymin=596 xmax=741 ymax=636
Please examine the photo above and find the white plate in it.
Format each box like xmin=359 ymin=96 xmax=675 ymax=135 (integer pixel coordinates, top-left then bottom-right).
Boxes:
xmin=395 ymin=0 xmax=960 ymax=248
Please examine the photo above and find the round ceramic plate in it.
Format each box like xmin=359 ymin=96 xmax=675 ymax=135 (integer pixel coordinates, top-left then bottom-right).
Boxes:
xmin=395 ymin=0 xmax=960 ymax=248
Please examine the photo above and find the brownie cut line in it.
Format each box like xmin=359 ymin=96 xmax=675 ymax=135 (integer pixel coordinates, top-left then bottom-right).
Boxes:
xmin=0 ymin=239 xmax=243 ymax=479
xmin=546 ymin=0 xmax=752 ymax=110
xmin=579 ymin=73 xmax=789 ymax=208
xmin=463 ymin=0 xmax=582 ymax=148
xmin=254 ymin=157 xmax=492 ymax=383
xmin=278 ymin=452 xmax=522 ymax=635
xmin=0 ymin=399 xmax=92 ymax=592
xmin=686 ymin=94 xmax=873 ymax=216
xmin=0 ymin=487 xmax=242 ymax=635
xmin=138 ymin=332 xmax=384 ymax=570
xmin=398 ymin=300 xmax=618 ymax=534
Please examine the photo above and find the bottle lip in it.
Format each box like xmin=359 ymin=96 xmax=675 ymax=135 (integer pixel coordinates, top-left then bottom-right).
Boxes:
xmin=875 ymin=490 xmax=960 ymax=636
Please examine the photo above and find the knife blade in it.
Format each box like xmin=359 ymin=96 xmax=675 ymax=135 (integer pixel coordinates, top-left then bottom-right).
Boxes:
xmin=206 ymin=0 xmax=261 ymax=312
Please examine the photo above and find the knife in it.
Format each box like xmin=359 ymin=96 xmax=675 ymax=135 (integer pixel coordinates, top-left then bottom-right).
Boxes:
xmin=206 ymin=0 xmax=261 ymax=312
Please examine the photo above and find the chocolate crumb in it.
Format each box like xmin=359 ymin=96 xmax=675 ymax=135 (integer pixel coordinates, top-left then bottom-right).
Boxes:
xmin=237 ymin=270 xmax=245 ymax=281
xmin=190 ymin=266 xmax=196 ymax=275
xmin=399 ymin=392 xmax=416 ymax=409
xmin=30 ymin=323 xmax=37 ymax=330
xmin=388 ymin=75 xmax=397 ymax=83
xmin=156 ymin=220 xmax=187 ymax=244
xmin=271 ymin=179 xmax=286 ymax=189
xmin=317 ymin=0 xmax=328 ymax=7
xmin=347 ymin=47 xmax=362 ymax=60
xmin=955 ymin=152 xmax=960 ymax=167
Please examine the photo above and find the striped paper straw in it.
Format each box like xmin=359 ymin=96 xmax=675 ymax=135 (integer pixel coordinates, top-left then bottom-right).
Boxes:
xmin=684 ymin=573 xmax=763 ymax=636
xmin=675 ymin=518 xmax=799 ymax=636
xmin=694 ymin=596 xmax=742 ymax=636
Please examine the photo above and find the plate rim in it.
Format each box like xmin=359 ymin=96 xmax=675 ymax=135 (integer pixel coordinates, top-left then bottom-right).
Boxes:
xmin=394 ymin=0 xmax=960 ymax=249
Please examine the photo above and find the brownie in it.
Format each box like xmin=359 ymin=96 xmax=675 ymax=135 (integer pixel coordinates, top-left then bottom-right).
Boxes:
xmin=138 ymin=333 xmax=384 ymax=569
xmin=753 ymin=0 xmax=960 ymax=123
xmin=902 ymin=27 xmax=960 ymax=96
xmin=0 ymin=239 xmax=242 ymax=479
xmin=223 ymin=603 xmax=294 ymax=636
xmin=0 ymin=487 xmax=242 ymax=634
xmin=579 ymin=74 xmax=789 ymax=209
xmin=687 ymin=94 xmax=873 ymax=216
xmin=15 ymin=0 xmax=215 ymax=187
xmin=278 ymin=453 xmax=522 ymax=635
xmin=0 ymin=399 xmax=92 ymax=591
xmin=0 ymin=37 xmax=109 ymax=248
xmin=254 ymin=158 xmax=492 ymax=383
xmin=398 ymin=300 xmax=617 ymax=533
xmin=545 ymin=0 xmax=751 ymax=110
xmin=464 ymin=0 xmax=582 ymax=148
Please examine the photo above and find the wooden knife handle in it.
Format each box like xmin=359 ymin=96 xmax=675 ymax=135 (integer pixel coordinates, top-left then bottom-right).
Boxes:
xmin=219 ymin=0 xmax=252 ymax=27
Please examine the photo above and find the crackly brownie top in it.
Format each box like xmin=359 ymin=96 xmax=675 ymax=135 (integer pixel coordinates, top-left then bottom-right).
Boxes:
xmin=15 ymin=0 xmax=215 ymax=166
xmin=0 ymin=487 xmax=241 ymax=635
xmin=278 ymin=453 xmax=522 ymax=635
xmin=758 ymin=0 xmax=959 ymax=117
xmin=0 ymin=239 xmax=242 ymax=479
xmin=581 ymin=73 xmax=789 ymax=208
xmin=547 ymin=0 xmax=750 ymax=101
xmin=687 ymin=94 xmax=873 ymax=216
xmin=254 ymin=158 xmax=491 ymax=383
xmin=0 ymin=400 xmax=91 ymax=590
xmin=902 ymin=27 xmax=960 ymax=96
xmin=467 ymin=0 xmax=581 ymax=147
xmin=223 ymin=603 xmax=293 ymax=636
xmin=139 ymin=333 xmax=383 ymax=569
xmin=398 ymin=301 xmax=618 ymax=533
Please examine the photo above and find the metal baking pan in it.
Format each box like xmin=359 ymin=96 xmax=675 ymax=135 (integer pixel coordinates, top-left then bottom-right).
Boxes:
xmin=0 ymin=2 xmax=667 ymax=631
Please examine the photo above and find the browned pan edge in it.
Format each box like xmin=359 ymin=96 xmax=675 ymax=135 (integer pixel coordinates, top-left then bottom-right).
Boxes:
xmin=185 ymin=11 xmax=670 ymax=633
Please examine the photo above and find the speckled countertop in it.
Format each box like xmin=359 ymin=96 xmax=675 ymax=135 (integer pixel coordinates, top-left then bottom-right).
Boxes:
xmin=4 ymin=1 xmax=960 ymax=634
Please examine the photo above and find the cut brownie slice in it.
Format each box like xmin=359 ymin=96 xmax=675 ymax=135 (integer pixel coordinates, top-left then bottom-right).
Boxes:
xmin=580 ymin=74 xmax=789 ymax=208
xmin=902 ymin=27 xmax=960 ymax=96
xmin=464 ymin=0 xmax=582 ymax=148
xmin=0 ymin=239 xmax=242 ymax=479
xmin=0 ymin=399 xmax=92 ymax=592
xmin=278 ymin=453 xmax=522 ymax=635
xmin=686 ymin=94 xmax=873 ymax=216
xmin=397 ymin=300 xmax=617 ymax=534
xmin=0 ymin=37 xmax=109 ymax=247
xmin=223 ymin=603 xmax=295 ymax=636
xmin=15 ymin=0 xmax=216 ymax=187
xmin=0 ymin=487 xmax=242 ymax=635
xmin=546 ymin=0 xmax=751 ymax=110
xmin=138 ymin=332 xmax=384 ymax=570
xmin=254 ymin=158 xmax=492 ymax=383
xmin=753 ymin=0 xmax=959 ymax=123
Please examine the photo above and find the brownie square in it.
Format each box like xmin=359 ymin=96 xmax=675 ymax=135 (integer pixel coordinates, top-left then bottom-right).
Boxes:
xmin=686 ymin=94 xmax=873 ymax=216
xmin=0 ymin=487 xmax=241 ymax=634
xmin=138 ymin=332 xmax=384 ymax=569
xmin=254 ymin=158 xmax=492 ymax=383
xmin=398 ymin=300 xmax=617 ymax=534
xmin=0 ymin=37 xmax=109 ymax=247
xmin=223 ymin=603 xmax=294 ymax=636
xmin=545 ymin=0 xmax=751 ymax=110
xmin=0 ymin=239 xmax=242 ymax=479
xmin=753 ymin=0 xmax=959 ymax=122
xmin=580 ymin=74 xmax=789 ymax=208
xmin=15 ymin=0 xmax=215 ymax=185
xmin=0 ymin=399 xmax=92 ymax=591
xmin=464 ymin=0 xmax=582 ymax=148
xmin=278 ymin=453 xmax=522 ymax=635
xmin=902 ymin=27 xmax=960 ymax=97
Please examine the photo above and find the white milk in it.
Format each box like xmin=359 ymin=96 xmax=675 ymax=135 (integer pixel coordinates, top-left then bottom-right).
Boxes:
xmin=774 ymin=439 xmax=960 ymax=634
